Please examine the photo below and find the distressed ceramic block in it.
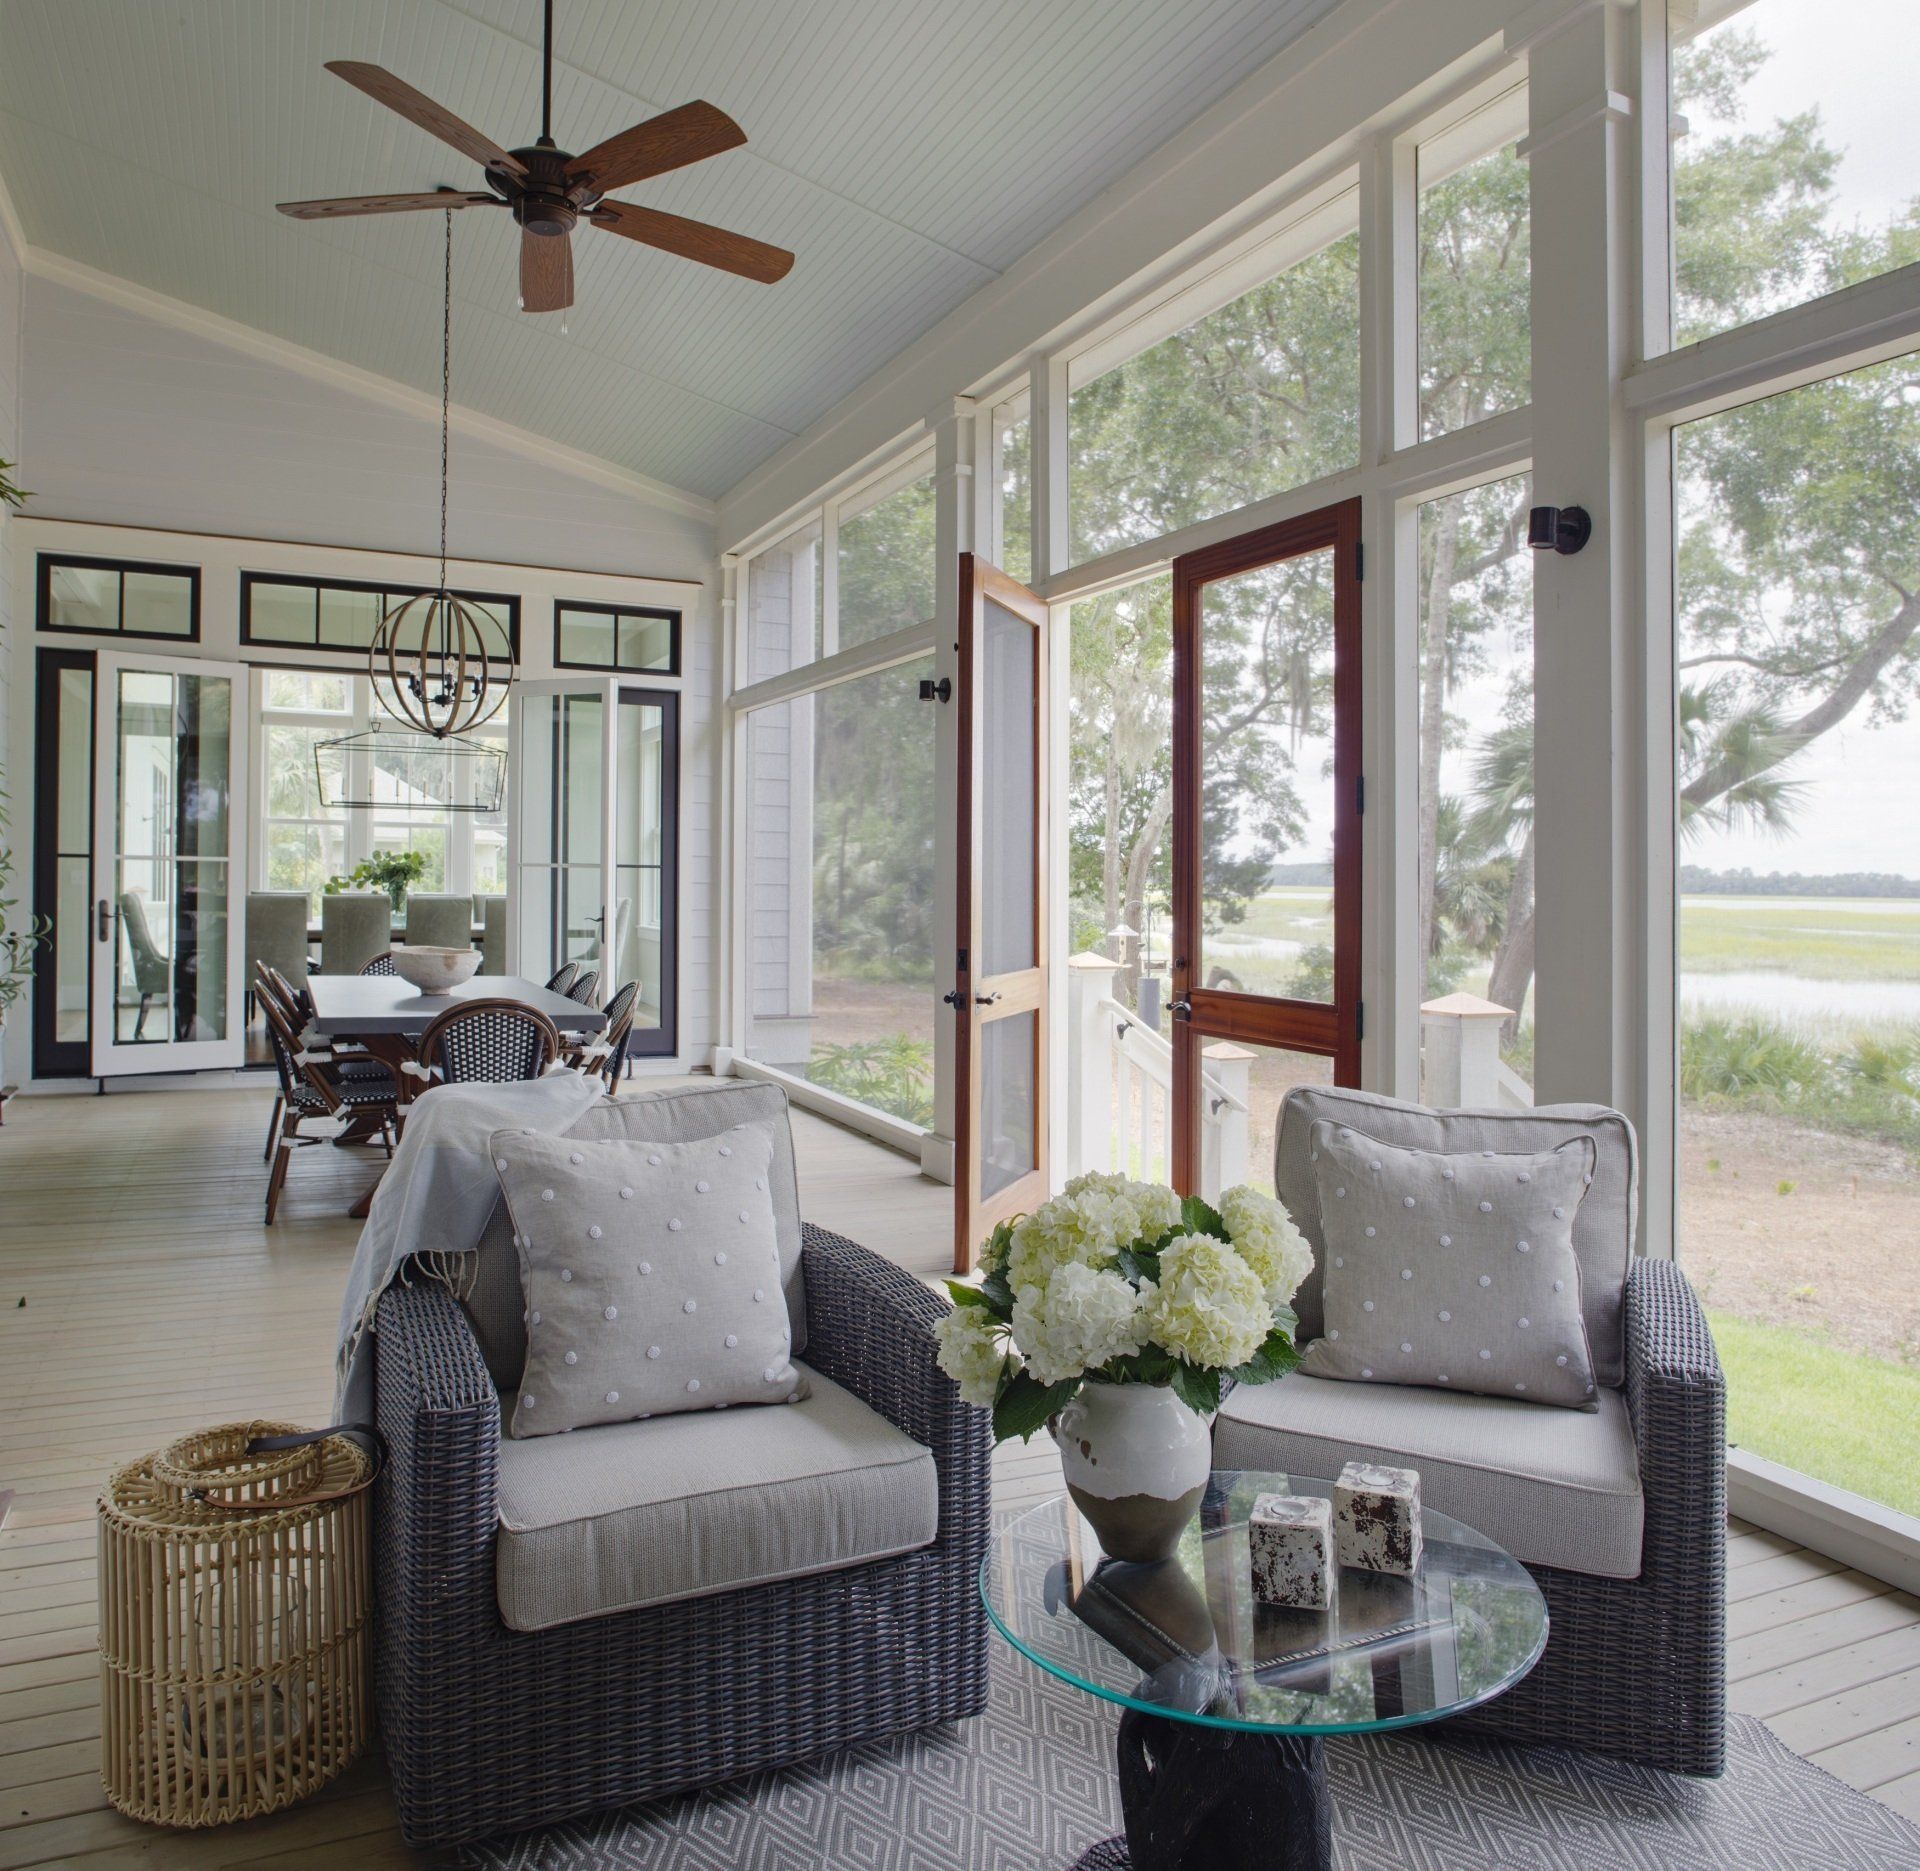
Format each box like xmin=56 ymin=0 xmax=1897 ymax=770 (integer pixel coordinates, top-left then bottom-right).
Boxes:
xmin=1333 ymin=1461 xmax=1424 ymax=1575
xmin=1248 ymin=1493 xmax=1334 ymax=1610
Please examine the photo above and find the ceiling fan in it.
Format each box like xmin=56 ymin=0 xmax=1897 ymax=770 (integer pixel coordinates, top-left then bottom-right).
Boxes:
xmin=276 ymin=0 xmax=793 ymax=313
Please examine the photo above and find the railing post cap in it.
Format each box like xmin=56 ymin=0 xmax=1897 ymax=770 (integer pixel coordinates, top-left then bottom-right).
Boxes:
xmin=1068 ymin=951 xmax=1124 ymax=970
xmin=1200 ymin=1041 xmax=1257 ymax=1061
xmin=1420 ymin=991 xmax=1516 ymax=1019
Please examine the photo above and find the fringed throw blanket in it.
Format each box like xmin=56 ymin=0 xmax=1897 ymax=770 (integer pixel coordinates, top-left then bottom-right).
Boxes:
xmin=335 ymin=1074 xmax=607 ymax=1420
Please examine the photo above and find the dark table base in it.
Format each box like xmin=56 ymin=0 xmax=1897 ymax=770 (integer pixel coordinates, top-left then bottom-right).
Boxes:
xmin=1072 ymin=1708 xmax=1332 ymax=1871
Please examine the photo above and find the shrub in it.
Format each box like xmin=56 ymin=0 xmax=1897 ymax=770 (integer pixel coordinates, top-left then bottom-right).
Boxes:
xmin=1679 ymin=1013 xmax=1829 ymax=1103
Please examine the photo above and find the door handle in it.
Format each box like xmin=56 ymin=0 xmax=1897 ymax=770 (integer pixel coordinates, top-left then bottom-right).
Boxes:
xmin=941 ymin=989 xmax=967 ymax=1009
xmin=976 ymin=991 xmax=1003 ymax=1005
xmin=97 ymin=898 xmax=113 ymax=943
xmin=1170 ymin=997 xmax=1192 ymax=1021
xmin=942 ymin=989 xmax=1002 ymax=1009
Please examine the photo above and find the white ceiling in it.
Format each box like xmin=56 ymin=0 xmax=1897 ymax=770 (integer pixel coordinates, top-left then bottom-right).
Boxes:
xmin=0 ymin=0 xmax=1342 ymax=501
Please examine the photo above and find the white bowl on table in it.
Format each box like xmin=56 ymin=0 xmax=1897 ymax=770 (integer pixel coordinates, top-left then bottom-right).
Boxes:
xmin=390 ymin=946 xmax=483 ymax=994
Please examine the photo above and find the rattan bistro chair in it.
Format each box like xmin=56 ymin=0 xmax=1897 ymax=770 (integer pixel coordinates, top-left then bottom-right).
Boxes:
xmin=359 ymin=951 xmax=397 ymax=977
xmin=258 ymin=980 xmax=398 ymax=1223
xmin=565 ymin=978 xmax=637 ymax=1088
xmin=544 ymin=961 xmax=581 ymax=996
xmin=417 ymin=998 xmax=561 ymax=1087
xmin=564 ymin=967 xmax=600 ymax=1006
xmin=1213 ymin=1085 xmax=1727 ymax=1778
xmin=371 ymin=1080 xmax=991 ymax=1849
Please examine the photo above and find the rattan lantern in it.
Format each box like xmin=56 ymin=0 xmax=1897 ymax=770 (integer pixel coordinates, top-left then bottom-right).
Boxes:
xmin=97 ymin=1421 xmax=373 ymax=1828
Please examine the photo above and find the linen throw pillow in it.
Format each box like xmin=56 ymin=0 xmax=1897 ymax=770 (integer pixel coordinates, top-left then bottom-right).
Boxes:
xmin=492 ymin=1124 xmax=807 ymax=1439
xmin=1297 ymin=1120 xmax=1601 ymax=1409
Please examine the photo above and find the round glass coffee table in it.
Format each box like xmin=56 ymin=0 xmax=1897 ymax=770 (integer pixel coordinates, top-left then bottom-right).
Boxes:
xmin=982 ymin=1470 xmax=1548 ymax=1871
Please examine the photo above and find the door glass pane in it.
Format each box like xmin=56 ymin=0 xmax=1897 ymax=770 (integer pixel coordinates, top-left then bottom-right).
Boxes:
xmin=1418 ymin=473 xmax=1536 ymax=1105
xmin=1670 ymin=0 xmax=1920 ymax=348
xmin=1196 ymin=1041 xmax=1333 ymax=1204
xmin=562 ymin=609 xmax=617 ymax=667
xmin=980 ymin=597 xmax=1037 ymax=978
xmin=1198 ymin=548 xmax=1336 ymax=1002
xmin=742 ymin=658 xmax=937 ymax=1127
xmin=615 ymin=699 xmax=668 ymax=1034
xmin=1418 ymin=86 xmax=1530 ymax=439
xmin=981 ymin=1010 xmax=1039 ymax=1199
xmin=49 ymin=564 xmax=118 ymax=632
xmin=112 ymin=667 xmax=232 ymax=1046
xmin=55 ymin=855 xmax=90 ymax=1043
xmin=837 ymin=469 xmax=936 ymax=650
xmin=52 ymin=664 xmax=94 ymax=1047
xmin=122 ymin=571 xmax=194 ymax=637
xmin=1676 ymin=358 xmax=1920 ymax=1518
xmin=617 ymin=612 xmax=674 ymax=671
xmin=1069 ymin=198 xmax=1359 ymax=563
xmin=516 ymin=691 xmax=605 ymax=983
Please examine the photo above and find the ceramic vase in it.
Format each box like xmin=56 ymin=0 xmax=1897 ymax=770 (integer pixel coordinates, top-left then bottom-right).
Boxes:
xmin=1053 ymin=1379 xmax=1212 ymax=1562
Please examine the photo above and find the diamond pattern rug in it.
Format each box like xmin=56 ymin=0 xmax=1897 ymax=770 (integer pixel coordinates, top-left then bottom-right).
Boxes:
xmin=461 ymin=1638 xmax=1920 ymax=1871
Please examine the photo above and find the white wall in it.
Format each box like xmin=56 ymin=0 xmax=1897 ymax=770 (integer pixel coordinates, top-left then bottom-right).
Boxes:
xmin=2 ymin=258 xmax=727 ymax=1090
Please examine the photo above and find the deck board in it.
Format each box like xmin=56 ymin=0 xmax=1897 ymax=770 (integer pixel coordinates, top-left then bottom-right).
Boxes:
xmin=1 ymin=1082 xmax=1917 ymax=1863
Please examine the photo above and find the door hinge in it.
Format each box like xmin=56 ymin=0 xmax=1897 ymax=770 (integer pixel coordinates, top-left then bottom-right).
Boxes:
xmin=1354 ymin=540 xmax=1365 ymax=582
xmin=1355 ymin=774 xmax=1365 ymax=816
xmin=1356 ymin=1001 xmax=1366 ymax=1042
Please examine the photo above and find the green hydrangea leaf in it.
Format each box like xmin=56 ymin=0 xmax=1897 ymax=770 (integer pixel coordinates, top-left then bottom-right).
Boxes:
xmin=1179 ymin=1195 xmax=1229 ymax=1241
xmin=1170 ymin=1362 xmax=1221 ymax=1416
xmin=945 ymin=1280 xmax=991 ymax=1309
xmin=1227 ymin=1326 xmax=1303 ymax=1387
xmin=992 ymin=1371 xmax=1078 ymax=1444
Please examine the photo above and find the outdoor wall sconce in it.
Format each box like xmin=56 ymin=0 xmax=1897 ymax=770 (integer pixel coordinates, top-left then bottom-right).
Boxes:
xmin=1528 ymin=504 xmax=1592 ymax=555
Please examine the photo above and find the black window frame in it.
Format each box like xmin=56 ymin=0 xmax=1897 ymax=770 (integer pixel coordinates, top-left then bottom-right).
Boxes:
xmin=36 ymin=553 xmax=201 ymax=643
xmin=553 ymin=600 xmax=682 ymax=677
xmin=239 ymin=571 xmax=521 ymax=661
xmin=32 ymin=646 xmax=97 ymax=1079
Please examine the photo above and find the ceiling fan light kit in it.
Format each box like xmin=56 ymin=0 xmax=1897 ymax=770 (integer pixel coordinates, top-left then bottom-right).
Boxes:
xmin=276 ymin=0 xmax=795 ymax=314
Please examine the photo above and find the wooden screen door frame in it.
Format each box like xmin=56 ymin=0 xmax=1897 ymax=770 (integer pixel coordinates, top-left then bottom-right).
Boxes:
xmin=1170 ymin=497 xmax=1362 ymax=1192
xmin=952 ymin=552 xmax=1050 ymax=1273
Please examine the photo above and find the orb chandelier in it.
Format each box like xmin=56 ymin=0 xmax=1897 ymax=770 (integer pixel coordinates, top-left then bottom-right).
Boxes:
xmin=369 ymin=208 xmax=515 ymax=738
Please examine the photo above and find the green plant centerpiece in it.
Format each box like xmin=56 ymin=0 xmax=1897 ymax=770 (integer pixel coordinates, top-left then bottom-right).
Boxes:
xmin=937 ymin=1172 xmax=1310 ymax=1560
xmin=325 ymin=851 xmax=428 ymax=917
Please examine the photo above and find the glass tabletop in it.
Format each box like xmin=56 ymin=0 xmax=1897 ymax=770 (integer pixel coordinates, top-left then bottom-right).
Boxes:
xmin=982 ymin=1471 xmax=1548 ymax=1737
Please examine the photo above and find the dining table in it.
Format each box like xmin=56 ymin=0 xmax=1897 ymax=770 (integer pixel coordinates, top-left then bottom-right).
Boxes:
xmin=307 ymin=973 xmax=607 ymax=1217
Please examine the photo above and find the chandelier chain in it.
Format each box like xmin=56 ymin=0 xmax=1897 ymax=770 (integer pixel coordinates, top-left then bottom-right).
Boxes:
xmin=440 ymin=206 xmax=451 ymax=594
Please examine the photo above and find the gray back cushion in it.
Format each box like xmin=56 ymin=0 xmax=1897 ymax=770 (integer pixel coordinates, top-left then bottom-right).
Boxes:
xmin=464 ymin=1079 xmax=807 ymax=1388
xmin=1275 ymin=1086 xmax=1636 ymax=1388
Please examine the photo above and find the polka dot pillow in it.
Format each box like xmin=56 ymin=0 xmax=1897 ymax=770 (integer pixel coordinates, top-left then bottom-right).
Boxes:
xmin=1296 ymin=1120 xmax=1601 ymax=1410
xmin=491 ymin=1123 xmax=808 ymax=1439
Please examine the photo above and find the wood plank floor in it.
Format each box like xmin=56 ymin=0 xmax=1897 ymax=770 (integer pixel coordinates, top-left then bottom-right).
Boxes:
xmin=0 ymin=1082 xmax=1915 ymax=1866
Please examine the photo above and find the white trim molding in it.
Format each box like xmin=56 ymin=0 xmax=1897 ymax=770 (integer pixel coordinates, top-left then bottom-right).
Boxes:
xmin=1729 ymin=1449 xmax=1920 ymax=1598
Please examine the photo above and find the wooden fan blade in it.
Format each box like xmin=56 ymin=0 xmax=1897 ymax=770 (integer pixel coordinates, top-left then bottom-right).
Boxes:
xmin=520 ymin=228 xmax=574 ymax=313
xmin=325 ymin=61 xmax=527 ymax=177
xmin=591 ymin=201 xmax=793 ymax=283
xmin=567 ymin=100 xmax=747 ymax=195
xmin=277 ymin=190 xmax=500 ymax=221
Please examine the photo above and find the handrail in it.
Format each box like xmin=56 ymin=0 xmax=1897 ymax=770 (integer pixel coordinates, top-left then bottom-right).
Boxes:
xmin=1093 ymin=994 xmax=1248 ymax=1116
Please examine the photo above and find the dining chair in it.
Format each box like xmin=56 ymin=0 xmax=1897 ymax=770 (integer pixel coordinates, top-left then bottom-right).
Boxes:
xmin=545 ymin=961 xmax=581 ymax=996
xmin=257 ymin=978 xmax=398 ymax=1223
xmin=417 ymin=999 xmax=563 ymax=1088
xmin=567 ymin=979 xmax=637 ymax=1088
xmin=360 ymin=952 xmax=398 ymax=977
xmin=321 ymin=892 xmax=391 ymax=976
xmin=404 ymin=893 xmax=473 ymax=951
xmin=118 ymin=892 xmax=171 ymax=1039
xmin=480 ymin=897 xmax=507 ymax=974
xmin=564 ymin=968 xmax=601 ymax=1007
xmin=245 ymin=893 xmax=310 ymax=1021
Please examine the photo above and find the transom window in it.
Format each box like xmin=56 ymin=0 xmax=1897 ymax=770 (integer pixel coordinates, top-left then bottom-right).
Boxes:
xmin=38 ymin=554 xmax=199 ymax=641
xmin=241 ymin=573 xmax=517 ymax=660
xmin=554 ymin=602 xmax=680 ymax=675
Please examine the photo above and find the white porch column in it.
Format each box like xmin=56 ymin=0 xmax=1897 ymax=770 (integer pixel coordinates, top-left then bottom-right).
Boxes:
xmin=1419 ymin=992 xmax=1515 ymax=1107
xmin=1066 ymin=951 xmax=1120 ymax=1177
xmin=921 ymin=397 xmax=980 ymax=1187
xmin=1516 ymin=2 xmax=1645 ymax=1132
xmin=1200 ymin=1040 xmax=1255 ymax=1199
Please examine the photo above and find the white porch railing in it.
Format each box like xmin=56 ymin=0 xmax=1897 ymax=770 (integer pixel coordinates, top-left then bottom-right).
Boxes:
xmin=1418 ymin=992 xmax=1534 ymax=1109
xmin=1066 ymin=953 xmax=1252 ymax=1195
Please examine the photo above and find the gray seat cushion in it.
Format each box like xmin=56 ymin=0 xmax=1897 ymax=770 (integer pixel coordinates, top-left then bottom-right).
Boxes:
xmin=494 ymin=1361 xmax=938 ymax=1630
xmin=1214 ymin=1369 xmax=1645 ymax=1579
xmin=463 ymin=1079 xmax=808 ymax=1388
xmin=1275 ymin=1086 xmax=1637 ymax=1387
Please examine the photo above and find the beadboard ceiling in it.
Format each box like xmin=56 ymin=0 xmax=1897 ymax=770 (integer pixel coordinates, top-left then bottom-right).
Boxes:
xmin=0 ymin=0 xmax=1342 ymax=502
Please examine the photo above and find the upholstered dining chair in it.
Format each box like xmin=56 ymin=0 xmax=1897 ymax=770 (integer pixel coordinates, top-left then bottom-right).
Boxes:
xmin=404 ymin=893 xmax=473 ymax=951
xmin=480 ymin=896 xmax=507 ymax=974
xmin=1212 ymin=1085 xmax=1727 ymax=1778
xmin=321 ymin=892 xmax=390 ymax=976
xmin=417 ymin=998 xmax=562 ymax=1087
xmin=256 ymin=972 xmax=398 ymax=1222
xmin=117 ymin=892 xmax=171 ymax=1039
xmin=244 ymin=892 xmax=310 ymax=1020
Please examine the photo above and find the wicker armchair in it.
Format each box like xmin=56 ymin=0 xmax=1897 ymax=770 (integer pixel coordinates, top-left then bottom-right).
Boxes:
xmin=373 ymin=1222 xmax=991 ymax=1848
xmin=1214 ymin=1086 xmax=1726 ymax=1778
xmin=417 ymin=998 xmax=562 ymax=1085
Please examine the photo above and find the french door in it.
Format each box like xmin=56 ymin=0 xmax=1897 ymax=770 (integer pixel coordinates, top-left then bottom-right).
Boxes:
xmin=1170 ymin=499 xmax=1362 ymax=1195
xmin=91 ymin=650 xmax=249 ymax=1075
xmin=508 ymin=678 xmax=679 ymax=1053
xmin=952 ymin=554 xmax=1050 ymax=1272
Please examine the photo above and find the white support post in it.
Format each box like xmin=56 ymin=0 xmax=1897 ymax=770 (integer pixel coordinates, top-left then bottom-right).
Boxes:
xmin=1201 ymin=1041 xmax=1254 ymax=1199
xmin=1516 ymin=2 xmax=1644 ymax=1126
xmin=716 ymin=553 xmax=743 ymax=1073
xmin=1067 ymin=951 xmax=1120 ymax=1176
xmin=922 ymin=397 xmax=976 ymax=1187
xmin=1029 ymin=353 xmax=1069 ymax=587
xmin=1419 ymin=992 xmax=1515 ymax=1107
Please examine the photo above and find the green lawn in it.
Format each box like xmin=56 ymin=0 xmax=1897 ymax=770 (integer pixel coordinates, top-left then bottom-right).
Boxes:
xmin=1709 ymin=1311 xmax=1920 ymax=1518
xmin=1682 ymin=897 xmax=1920 ymax=981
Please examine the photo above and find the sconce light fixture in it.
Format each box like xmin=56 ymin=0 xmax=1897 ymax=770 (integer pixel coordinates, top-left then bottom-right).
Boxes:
xmin=1528 ymin=505 xmax=1592 ymax=555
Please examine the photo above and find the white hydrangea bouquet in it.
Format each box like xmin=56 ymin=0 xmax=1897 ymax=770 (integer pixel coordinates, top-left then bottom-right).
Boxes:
xmin=935 ymin=1171 xmax=1311 ymax=1443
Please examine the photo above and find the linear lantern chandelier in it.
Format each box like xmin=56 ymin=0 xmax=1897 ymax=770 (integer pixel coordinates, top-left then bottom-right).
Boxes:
xmin=313 ymin=723 xmax=505 ymax=815
xmin=370 ymin=207 xmax=515 ymax=739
